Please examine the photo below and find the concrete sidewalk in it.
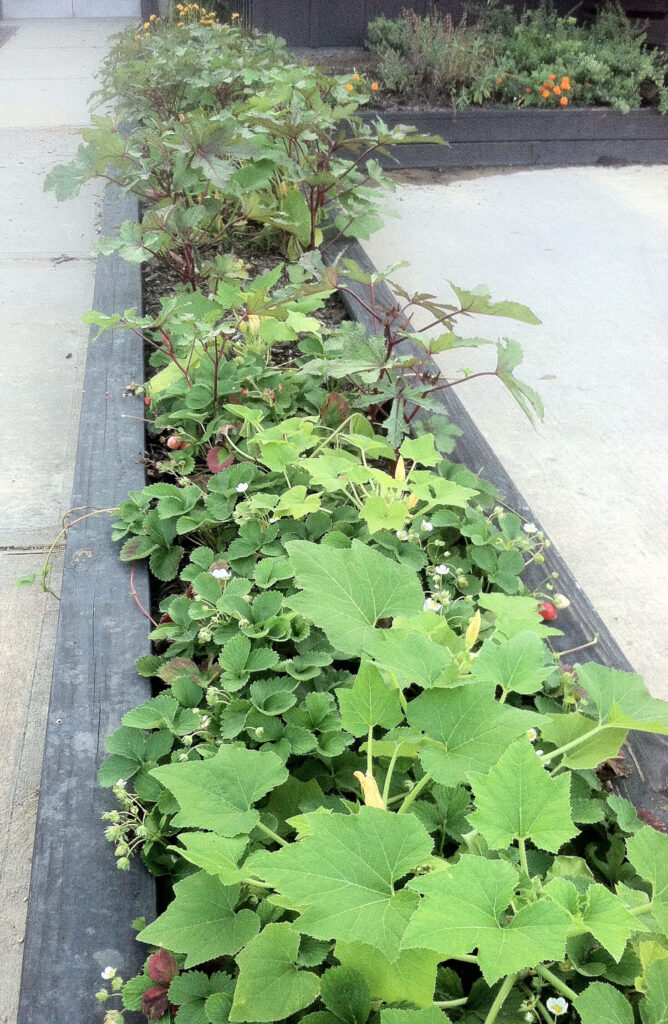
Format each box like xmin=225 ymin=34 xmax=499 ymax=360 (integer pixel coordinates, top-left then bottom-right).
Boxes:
xmin=364 ymin=165 xmax=668 ymax=698
xmin=0 ymin=18 xmax=135 ymax=1022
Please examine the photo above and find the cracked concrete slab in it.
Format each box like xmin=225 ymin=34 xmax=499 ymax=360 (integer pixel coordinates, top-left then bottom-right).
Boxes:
xmin=363 ymin=164 xmax=668 ymax=697
xmin=0 ymin=549 xmax=63 ymax=1024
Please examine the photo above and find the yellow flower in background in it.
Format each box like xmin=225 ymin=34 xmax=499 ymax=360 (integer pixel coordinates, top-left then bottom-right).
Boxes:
xmin=465 ymin=609 xmax=481 ymax=651
xmin=353 ymin=771 xmax=385 ymax=809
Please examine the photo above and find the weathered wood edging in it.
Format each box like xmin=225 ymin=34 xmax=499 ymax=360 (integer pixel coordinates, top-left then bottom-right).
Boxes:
xmin=18 ymin=188 xmax=154 ymax=1023
xmin=323 ymin=235 xmax=668 ymax=825
xmin=359 ymin=107 xmax=668 ymax=167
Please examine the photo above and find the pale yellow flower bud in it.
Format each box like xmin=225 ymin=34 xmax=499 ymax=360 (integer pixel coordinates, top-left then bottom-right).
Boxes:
xmin=465 ymin=609 xmax=481 ymax=651
xmin=353 ymin=770 xmax=385 ymax=809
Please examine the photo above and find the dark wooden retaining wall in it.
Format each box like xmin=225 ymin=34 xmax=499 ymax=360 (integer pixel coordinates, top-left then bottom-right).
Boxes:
xmin=17 ymin=188 xmax=153 ymax=1024
xmin=249 ymin=0 xmax=667 ymax=49
xmin=322 ymin=234 xmax=668 ymax=827
xmin=360 ymin=108 xmax=668 ymax=167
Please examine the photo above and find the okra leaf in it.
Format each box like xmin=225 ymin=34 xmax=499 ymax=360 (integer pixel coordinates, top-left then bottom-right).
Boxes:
xmin=230 ymin=923 xmax=320 ymax=1022
xmin=150 ymin=745 xmax=288 ymax=836
xmin=286 ymin=539 xmax=424 ymax=655
xmin=138 ymin=871 xmax=259 ymax=968
xmin=247 ymin=807 xmax=432 ymax=958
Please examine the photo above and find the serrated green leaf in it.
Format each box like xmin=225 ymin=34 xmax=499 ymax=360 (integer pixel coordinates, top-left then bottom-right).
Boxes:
xmin=468 ymin=737 xmax=577 ymax=852
xmin=471 ymin=633 xmax=553 ymax=695
xmin=335 ymin=662 xmax=403 ymax=737
xmin=406 ymin=685 xmax=538 ymax=786
xmin=285 ymin=539 xmax=424 ymax=655
xmin=576 ymin=662 xmax=668 ymax=734
xmin=169 ymin=970 xmax=235 ymax=1024
xmin=477 ymin=593 xmax=561 ymax=639
xmin=364 ymin=629 xmax=453 ymax=690
xmin=545 ymin=878 xmax=643 ymax=961
xmin=247 ymin=807 xmax=433 ymax=958
xmin=575 ymin=982 xmax=634 ymax=1024
xmin=122 ymin=692 xmax=178 ymax=730
xmin=641 ymin=958 xmax=668 ymax=1024
xmin=320 ymin=965 xmax=370 ymax=1024
xmin=627 ymin=827 xmax=668 ymax=933
xmin=399 ymin=434 xmax=440 ymax=467
xmin=359 ymin=495 xmax=408 ymax=536
xmin=122 ymin=974 xmax=152 ymax=1011
xmin=382 ymin=1010 xmax=450 ymax=1024
xmin=540 ymin=663 xmax=668 ymax=771
xmin=335 ymin=940 xmax=440 ymax=1009
xmin=448 ymin=282 xmax=542 ymax=325
xmin=230 ymin=923 xmax=320 ymax=1022
xmin=404 ymin=856 xmax=570 ymax=985
xmin=171 ymin=832 xmax=248 ymax=884
xmin=150 ymin=746 xmax=288 ymax=836
xmin=138 ymin=871 xmax=259 ymax=968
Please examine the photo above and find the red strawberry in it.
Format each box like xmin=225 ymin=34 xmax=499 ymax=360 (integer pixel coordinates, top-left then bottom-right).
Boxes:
xmin=538 ymin=601 xmax=557 ymax=621
xmin=144 ymin=396 xmax=151 ymax=407
xmin=166 ymin=436 xmax=181 ymax=450
xmin=159 ymin=613 xmax=173 ymax=625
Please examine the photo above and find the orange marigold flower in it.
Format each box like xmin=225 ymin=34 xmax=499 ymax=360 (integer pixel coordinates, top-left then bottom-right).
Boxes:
xmin=553 ymin=86 xmax=561 ymax=96
xmin=540 ymin=89 xmax=550 ymax=99
xmin=525 ymin=87 xmax=532 ymax=94
xmin=370 ymin=82 xmax=379 ymax=91
xmin=178 ymin=113 xmax=185 ymax=120
xmin=560 ymin=96 xmax=568 ymax=106
xmin=353 ymin=73 xmax=360 ymax=81
xmin=549 ymin=74 xmax=556 ymax=80
xmin=496 ymin=77 xmax=502 ymax=84
xmin=346 ymin=83 xmax=354 ymax=92
xmin=560 ymin=77 xmax=571 ymax=90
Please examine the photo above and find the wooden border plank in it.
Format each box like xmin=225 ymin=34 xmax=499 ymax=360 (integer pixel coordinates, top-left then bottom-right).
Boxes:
xmin=358 ymin=108 xmax=668 ymax=167
xmin=17 ymin=188 xmax=155 ymax=1024
xmin=322 ymin=234 xmax=668 ymax=827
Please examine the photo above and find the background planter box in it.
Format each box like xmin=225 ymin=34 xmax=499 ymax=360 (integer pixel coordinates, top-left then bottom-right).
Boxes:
xmin=360 ymin=107 xmax=668 ymax=167
xmin=247 ymin=0 xmax=668 ymax=49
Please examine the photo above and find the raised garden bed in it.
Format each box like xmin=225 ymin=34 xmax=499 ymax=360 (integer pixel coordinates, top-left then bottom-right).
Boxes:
xmin=17 ymin=185 xmax=668 ymax=1022
xmin=358 ymin=107 xmax=668 ymax=167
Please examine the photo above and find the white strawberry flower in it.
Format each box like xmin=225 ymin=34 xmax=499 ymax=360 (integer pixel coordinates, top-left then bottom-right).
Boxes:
xmin=434 ymin=564 xmax=450 ymax=576
xmin=421 ymin=520 xmax=433 ymax=532
xmin=546 ymin=996 xmax=568 ymax=1016
xmin=423 ymin=597 xmax=440 ymax=612
xmin=523 ymin=522 xmax=538 ymax=534
xmin=210 ymin=566 xmax=231 ymax=579
xmin=527 ymin=728 xmax=538 ymax=742
xmin=396 ymin=530 xmax=409 ymax=541
xmin=114 ymin=779 xmax=126 ymax=788
xmin=101 ymin=967 xmax=116 ymax=980
xmin=235 ymin=481 xmax=249 ymax=493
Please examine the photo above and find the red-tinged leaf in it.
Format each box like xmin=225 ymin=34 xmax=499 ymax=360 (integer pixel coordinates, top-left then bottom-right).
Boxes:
xmin=157 ymin=658 xmax=199 ymax=684
xmin=207 ymin=447 xmax=234 ymax=474
xmin=638 ymin=809 xmax=667 ymax=833
xmin=141 ymin=986 xmax=170 ymax=1020
xmin=148 ymin=948 xmax=179 ymax=985
xmin=320 ymin=392 xmax=350 ymax=429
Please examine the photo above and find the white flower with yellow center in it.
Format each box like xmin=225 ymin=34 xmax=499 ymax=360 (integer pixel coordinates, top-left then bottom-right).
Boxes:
xmin=546 ymin=996 xmax=568 ymax=1017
